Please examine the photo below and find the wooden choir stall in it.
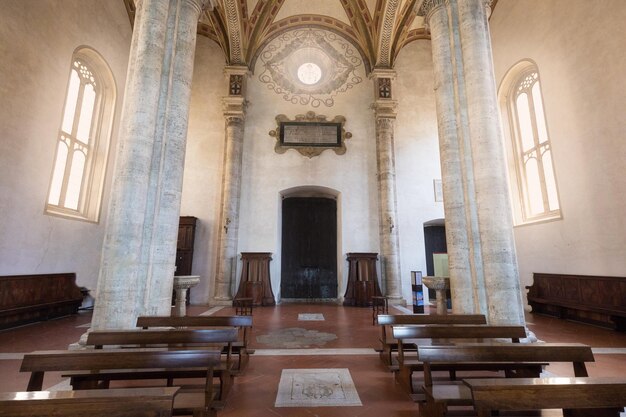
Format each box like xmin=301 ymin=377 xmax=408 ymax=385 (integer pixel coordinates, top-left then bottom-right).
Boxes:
xmin=234 ymin=252 xmax=275 ymax=306
xmin=343 ymin=252 xmax=382 ymax=307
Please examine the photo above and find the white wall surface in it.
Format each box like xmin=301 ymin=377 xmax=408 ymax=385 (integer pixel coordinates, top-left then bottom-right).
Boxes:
xmin=0 ymin=0 xmax=131 ymax=292
xmin=394 ymin=40 xmax=445 ymax=302
xmin=179 ymin=37 xmax=227 ymax=303
xmin=490 ymin=0 xmax=626 ymax=290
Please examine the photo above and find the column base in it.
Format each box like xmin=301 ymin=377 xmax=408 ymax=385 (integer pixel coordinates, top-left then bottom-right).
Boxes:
xmin=385 ymin=296 xmax=406 ymax=306
xmin=212 ymin=297 xmax=234 ymax=306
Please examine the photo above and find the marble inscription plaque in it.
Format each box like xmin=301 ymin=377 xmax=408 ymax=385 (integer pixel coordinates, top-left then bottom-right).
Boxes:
xmin=275 ymin=368 xmax=362 ymax=407
xmin=280 ymin=122 xmax=341 ymax=147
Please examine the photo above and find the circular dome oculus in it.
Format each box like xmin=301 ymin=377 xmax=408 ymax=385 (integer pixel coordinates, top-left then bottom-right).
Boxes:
xmin=297 ymin=62 xmax=322 ymax=85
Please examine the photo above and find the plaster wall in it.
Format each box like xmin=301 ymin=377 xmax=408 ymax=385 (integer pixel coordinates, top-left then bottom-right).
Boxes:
xmin=179 ymin=37 xmax=227 ymax=303
xmin=182 ymin=33 xmax=442 ymax=305
xmin=0 ymin=0 xmax=131 ymax=292
xmin=394 ymin=40 xmax=444 ymax=302
xmin=490 ymin=0 xmax=626 ymax=290
xmin=240 ymin=45 xmax=377 ymax=302
xmin=274 ymin=0 xmax=351 ymax=26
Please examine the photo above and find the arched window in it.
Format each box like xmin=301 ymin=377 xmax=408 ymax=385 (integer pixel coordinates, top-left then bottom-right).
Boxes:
xmin=500 ymin=61 xmax=560 ymax=224
xmin=46 ymin=47 xmax=116 ymax=222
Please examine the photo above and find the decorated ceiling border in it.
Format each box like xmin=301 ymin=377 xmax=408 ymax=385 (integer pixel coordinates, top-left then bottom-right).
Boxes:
xmin=249 ymin=19 xmax=372 ymax=76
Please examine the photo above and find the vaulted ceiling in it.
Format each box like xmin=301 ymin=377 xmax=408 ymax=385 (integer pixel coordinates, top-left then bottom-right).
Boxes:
xmin=123 ymin=0 xmax=497 ymax=72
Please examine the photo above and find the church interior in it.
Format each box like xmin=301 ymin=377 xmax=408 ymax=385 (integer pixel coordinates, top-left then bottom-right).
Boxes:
xmin=1 ymin=0 xmax=625 ymax=415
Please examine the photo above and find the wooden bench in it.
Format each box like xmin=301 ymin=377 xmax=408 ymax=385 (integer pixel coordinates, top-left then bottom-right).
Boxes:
xmin=392 ymin=324 xmax=526 ymax=394
xmin=0 ymin=273 xmax=83 ymax=330
xmin=86 ymin=328 xmax=238 ymax=398
xmin=20 ymin=348 xmax=223 ymax=416
xmin=417 ymin=343 xmax=595 ymax=417
xmin=466 ymin=377 xmax=626 ymax=417
xmin=527 ymin=272 xmax=626 ymax=331
xmin=0 ymin=387 xmax=179 ymax=417
xmin=377 ymin=314 xmax=486 ymax=368
xmin=136 ymin=315 xmax=253 ymax=374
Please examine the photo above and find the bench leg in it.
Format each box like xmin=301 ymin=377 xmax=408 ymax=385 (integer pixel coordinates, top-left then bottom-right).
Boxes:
xmin=419 ymin=400 xmax=447 ymax=417
xmin=395 ymin=366 xmax=415 ymax=393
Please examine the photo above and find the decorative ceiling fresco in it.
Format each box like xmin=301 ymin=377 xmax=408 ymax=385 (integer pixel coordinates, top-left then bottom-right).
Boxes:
xmin=122 ymin=0 xmax=498 ymax=72
xmin=257 ymin=28 xmax=364 ymax=107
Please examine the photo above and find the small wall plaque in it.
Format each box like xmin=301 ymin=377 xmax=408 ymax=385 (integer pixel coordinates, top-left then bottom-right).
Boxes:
xmin=269 ymin=111 xmax=351 ymax=158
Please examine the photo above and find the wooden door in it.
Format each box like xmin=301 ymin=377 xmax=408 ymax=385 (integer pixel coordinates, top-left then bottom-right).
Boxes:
xmin=281 ymin=197 xmax=337 ymax=299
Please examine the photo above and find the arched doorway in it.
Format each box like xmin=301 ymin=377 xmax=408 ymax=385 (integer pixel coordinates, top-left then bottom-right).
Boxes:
xmin=281 ymin=195 xmax=338 ymax=300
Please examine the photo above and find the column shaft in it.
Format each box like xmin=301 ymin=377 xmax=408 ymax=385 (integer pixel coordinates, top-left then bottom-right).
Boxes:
xmin=375 ymin=117 xmax=403 ymax=302
xmin=214 ymin=115 xmax=245 ymax=302
xmin=92 ymin=0 xmax=206 ymax=329
xmin=457 ymin=0 xmax=524 ymax=325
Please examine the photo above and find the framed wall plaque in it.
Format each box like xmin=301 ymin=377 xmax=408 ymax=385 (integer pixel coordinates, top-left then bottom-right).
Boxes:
xmin=269 ymin=111 xmax=351 ymax=158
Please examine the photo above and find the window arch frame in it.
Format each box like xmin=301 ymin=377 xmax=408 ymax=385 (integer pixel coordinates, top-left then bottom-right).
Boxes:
xmin=499 ymin=60 xmax=561 ymax=225
xmin=45 ymin=46 xmax=116 ymax=222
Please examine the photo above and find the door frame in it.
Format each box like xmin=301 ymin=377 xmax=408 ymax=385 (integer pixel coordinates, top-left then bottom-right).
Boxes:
xmin=277 ymin=186 xmax=342 ymax=303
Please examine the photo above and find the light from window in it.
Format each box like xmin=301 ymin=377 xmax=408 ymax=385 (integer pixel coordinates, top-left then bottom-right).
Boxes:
xmin=46 ymin=48 xmax=116 ymax=222
xmin=502 ymin=64 xmax=560 ymax=224
xmin=297 ymin=62 xmax=322 ymax=85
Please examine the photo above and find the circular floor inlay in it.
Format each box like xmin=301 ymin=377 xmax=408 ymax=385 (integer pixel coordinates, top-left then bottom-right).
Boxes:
xmin=256 ymin=327 xmax=337 ymax=348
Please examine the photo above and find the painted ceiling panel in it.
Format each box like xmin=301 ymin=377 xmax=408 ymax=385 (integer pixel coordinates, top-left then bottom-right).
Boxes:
xmin=409 ymin=14 xmax=424 ymax=31
xmin=364 ymin=0 xmax=377 ymax=16
xmin=246 ymin=0 xmax=259 ymax=15
xmin=273 ymin=0 xmax=351 ymax=26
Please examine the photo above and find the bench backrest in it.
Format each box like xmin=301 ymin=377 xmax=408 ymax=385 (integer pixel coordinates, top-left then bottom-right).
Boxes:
xmin=136 ymin=315 xmax=252 ymax=328
xmin=86 ymin=328 xmax=238 ymax=348
xmin=20 ymin=348 xmax=222 ymax=391
xmin=378 ymin=314 xmax=486 ymax=343
xmin=0 ymin=387 xmax=179 ymax=417
xmin=377 ymin=314 xmax=486 ymax=326
xmin=392 ymin=324 xmax=526 ymax=342
xmin=466 ymin=377 xmax=626 ymax=415
xmin=418 ymin=343 xmax=594 ymax=381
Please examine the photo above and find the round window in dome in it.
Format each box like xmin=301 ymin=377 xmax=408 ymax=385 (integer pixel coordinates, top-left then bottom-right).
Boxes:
xmin=297 ymin=62 xmax=322 ymax=85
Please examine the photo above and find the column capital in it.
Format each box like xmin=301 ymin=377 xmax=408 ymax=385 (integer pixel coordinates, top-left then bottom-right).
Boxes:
xmin=222 ymin=96 xmax=247 ymax=120
xmin=183 ymin=0 xmax=216 ymax=13
xmin=371 ymin=100 xmax=398 ymax=120
xmin=415 ymin=0 xmax=447 ymax=18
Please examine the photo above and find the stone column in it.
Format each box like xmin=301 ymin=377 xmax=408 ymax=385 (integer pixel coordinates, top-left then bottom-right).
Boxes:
xmin=457 ymin=0 xmax=525 ymax=325
xmin=422 ymin=0 xmax=486 ymax=316
xmin=371 ymin=69 xmax=403 ymax=304
xmin=213 ymin=66 xmax=248 ymax=304
xmin=418 ymin=0 xmax=524 ymax=325
xmin=92 ymin=0 xmax=210 ymax=330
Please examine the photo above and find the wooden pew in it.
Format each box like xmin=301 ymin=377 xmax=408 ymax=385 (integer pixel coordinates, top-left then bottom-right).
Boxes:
xmin=20 ymin=348 xmax=223 ymax=416
xmin=377 ymin=314 xmax=486 ymax=368
xmin=0 ymin=387 xmax=179 ymax=417
xmin=136 ymin=315 xmax=253 ymax=373
xmin=86 ymin=328 xmax=238 ymax=398
xmin=392 ymin=324 xmax=526 ymax=394
xmin=466 ymin=377 xmax=626 ymax=417
xmin=417 ymin=343 xmax=595 ymax=417
xmin=0 ymin=273 xmax=83 ymax=330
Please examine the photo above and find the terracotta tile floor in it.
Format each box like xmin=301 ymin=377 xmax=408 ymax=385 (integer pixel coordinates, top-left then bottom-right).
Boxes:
xmin=1 ymin=303 xmax=625 ymax=417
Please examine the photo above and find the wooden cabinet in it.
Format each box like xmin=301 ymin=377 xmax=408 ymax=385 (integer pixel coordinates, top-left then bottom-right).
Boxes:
xmin=235 ymin=252 xmax=275 ymax=306
xmin=343 ymin=253 xmax=382 ymax=306
xmin=175 ymin=217 xmax=196 ymax=276
xmin=174 ymin=217 xmax=196 ymax=305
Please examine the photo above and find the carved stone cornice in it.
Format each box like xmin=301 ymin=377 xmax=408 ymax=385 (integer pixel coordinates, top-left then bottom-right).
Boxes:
xmin=224 ymin=65 xmax=250 ymax=96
